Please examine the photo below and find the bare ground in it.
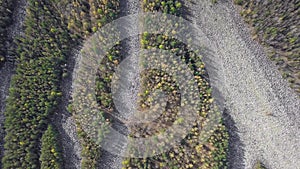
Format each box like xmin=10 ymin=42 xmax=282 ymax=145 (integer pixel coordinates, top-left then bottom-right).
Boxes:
xmin=184 ymin=0 xmax=300 ymax=168
xmin=2 ymin=1 xmax=299 ymax=169
xmin=97 ymin=0 xmax=141 ymax=168
xmin=51 ymin=48 xmax=82 ymax=169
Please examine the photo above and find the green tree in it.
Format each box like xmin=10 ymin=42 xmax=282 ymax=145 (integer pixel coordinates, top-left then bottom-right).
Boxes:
xmin=40 ymin=125 xmax=63 ymax=169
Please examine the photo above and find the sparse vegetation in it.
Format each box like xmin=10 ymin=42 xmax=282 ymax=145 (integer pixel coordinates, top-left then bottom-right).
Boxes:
xmin=236 ymin=0 xmax=300 ymax=95
xmin=0 ymin=0 xmax=16 ymax=66
xmin=254 ymin=161 xmax=267 ymax=169
xmin=55 ymin=0 xmax=122 ymax=168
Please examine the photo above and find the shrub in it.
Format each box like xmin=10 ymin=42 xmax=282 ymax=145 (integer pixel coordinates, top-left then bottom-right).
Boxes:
xmin=254 ymin=161 xmax=267 ymax=169
xmin=234 ymin=0 xmax=243 ymax=5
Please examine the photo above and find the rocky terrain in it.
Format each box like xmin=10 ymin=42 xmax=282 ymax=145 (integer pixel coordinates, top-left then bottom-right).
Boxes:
xmin=0 ymin=0 xmax=299 ymax=169
xmin=184 ymin=0 xmax=300 ymax=168
xmin=97 ymin=0 xmax=141 ymax=168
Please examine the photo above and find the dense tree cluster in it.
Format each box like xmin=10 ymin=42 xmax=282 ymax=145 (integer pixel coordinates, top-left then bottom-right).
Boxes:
xmin=122 ymin=0 xmax=229 ymax=168
xmin=236 ymin=0 xmax=300 ymax=94
xmin=2 ymin=0 xmax=70 ymax=168
xmin=40 ymin=125 xmax=63 ymax=169
xmin=0 ymin=0 xmax=16 ymax=66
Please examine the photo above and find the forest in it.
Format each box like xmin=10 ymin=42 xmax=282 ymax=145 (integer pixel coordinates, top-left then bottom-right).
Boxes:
xmin=0 ymin=0 xmax=298 ymax=169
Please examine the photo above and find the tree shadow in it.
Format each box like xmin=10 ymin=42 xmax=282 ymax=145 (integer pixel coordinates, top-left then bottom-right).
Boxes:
xmin=0 ymin=61 xmax=15 ymax=168
xmin=179 ymin=1 xmax=246 ymax=167
xmin=223 ymin=109 xmax=246 ymax=169
xmin=51 ymin=47 xmax=82 ymax=169
xmin=200 ymin=46 xmax=246 ymax=169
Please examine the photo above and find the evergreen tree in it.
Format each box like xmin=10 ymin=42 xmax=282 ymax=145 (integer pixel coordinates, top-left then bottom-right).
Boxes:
xmin=40 ymin=125 xmax=63 ymax=169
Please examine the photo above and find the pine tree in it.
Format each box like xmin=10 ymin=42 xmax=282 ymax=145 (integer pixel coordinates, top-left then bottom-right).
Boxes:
xmin=40 ymin=125 xmax=63 ymax=169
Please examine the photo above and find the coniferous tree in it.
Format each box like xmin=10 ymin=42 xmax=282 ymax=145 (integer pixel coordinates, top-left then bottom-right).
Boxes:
xmin=40 ymin=125 xmax=63 ymax=169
